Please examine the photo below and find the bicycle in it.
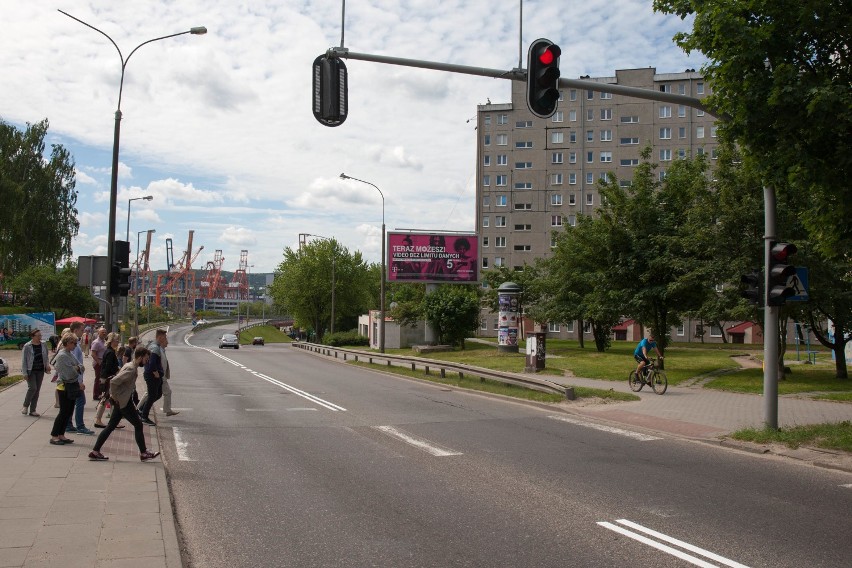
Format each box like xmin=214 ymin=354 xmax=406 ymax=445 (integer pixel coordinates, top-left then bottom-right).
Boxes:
xmin=628 ymin=357 xmax=668 ymax=394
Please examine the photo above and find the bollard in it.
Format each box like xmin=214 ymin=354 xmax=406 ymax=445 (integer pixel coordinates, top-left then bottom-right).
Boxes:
xmin=425 ymin=366 xmax=430 ymax=375
xmin=411 ymin=363 xmax=415 ymax=371
xmin=440 ymin=368 xmax=446 ymax=378
xmin=565 ymin=387 xmax=576 ymax=400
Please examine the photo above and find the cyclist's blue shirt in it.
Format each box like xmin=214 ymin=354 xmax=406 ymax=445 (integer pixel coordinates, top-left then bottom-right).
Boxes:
xmin=634 ymin=338 xmax=656 ymax=357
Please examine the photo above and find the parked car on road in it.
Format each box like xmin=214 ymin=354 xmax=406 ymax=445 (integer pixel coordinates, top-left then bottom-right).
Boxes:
xmin=219 ymin=334 xmax=240 ymax=349
xmin=252 ymin=337 xmax=265 ymax=345
xmin=0 ymin=356 xmax=8 ymax=378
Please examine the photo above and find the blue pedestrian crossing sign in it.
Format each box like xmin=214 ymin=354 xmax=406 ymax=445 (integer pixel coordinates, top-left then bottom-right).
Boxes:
xmin=788 ymin=267 xmax=809 ymax=302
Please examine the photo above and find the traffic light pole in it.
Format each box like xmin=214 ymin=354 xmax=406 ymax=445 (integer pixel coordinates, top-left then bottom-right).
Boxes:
xmin=763 ymin=186 xmax=779 ymax=429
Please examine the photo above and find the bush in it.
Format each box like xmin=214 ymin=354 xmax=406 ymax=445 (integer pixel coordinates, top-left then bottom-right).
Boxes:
xmin=322 ymin=330 xmax=369 ymax=347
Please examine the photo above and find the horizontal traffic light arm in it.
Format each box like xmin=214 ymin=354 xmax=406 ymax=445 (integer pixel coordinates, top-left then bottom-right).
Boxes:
xmin=325 ymin=47 xmax=714 ymax=115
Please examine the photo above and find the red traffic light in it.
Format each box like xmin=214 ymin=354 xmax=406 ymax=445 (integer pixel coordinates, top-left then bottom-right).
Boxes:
xmin=538 ymin=45 xmax=560 ymax=65
xmin=770 ymin=242 xmax=797 ymax=262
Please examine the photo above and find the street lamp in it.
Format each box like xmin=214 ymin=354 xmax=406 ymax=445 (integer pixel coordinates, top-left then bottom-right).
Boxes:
xmin=126 ymin=195 xmax=153 ymax=241
xmin=339 ymin=173 xmax=385 ymax=353
xmin=59 ymin=9 xmax=207 ymax=331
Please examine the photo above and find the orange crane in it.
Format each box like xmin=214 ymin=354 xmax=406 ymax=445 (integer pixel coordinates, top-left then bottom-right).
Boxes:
xmin=155 ymin=231 xmax=203 ymax=313
xmin=226 ymin=250 xmax=249 ymax=301
xmin=200 ymin=249 xmax=227 ymax=300
xmin=133 ymin=229 xmax=156 ymax=303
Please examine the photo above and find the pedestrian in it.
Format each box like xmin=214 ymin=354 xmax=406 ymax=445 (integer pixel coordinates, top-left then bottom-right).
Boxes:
xmin=90 ymin=327 xmax=107 ymax=400
xmin=93 ymin=333 xmax=124 ymax=429
xmin=123 ymin=337 xmax=141 ymax=407
xmin=88 ymin=345 xmax=160 ymax=462
xmin=21 ymin=329 xmax=51 ymax=417
xmin=65 ymin=322 xmax=95 ymax=436
xmin=139 ymin=329 xmax=168 ymax=425
xmin=81 ymin=328 xmax=91 ymax=358
xmin=50 ymin=334 xmax=84 ymax=445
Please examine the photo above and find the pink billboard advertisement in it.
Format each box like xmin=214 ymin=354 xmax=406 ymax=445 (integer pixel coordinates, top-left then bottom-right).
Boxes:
xmin=388 ymin=232 xmax=478 ymax=283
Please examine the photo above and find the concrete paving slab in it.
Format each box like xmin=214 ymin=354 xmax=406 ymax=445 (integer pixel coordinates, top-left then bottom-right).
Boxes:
xmin=95 ymin=557 xmax=167 ymax=568
xmin=0 ymin=546 xmax=29 ymax=567
xmin=97 ymin=538 xmax=164 ymax=561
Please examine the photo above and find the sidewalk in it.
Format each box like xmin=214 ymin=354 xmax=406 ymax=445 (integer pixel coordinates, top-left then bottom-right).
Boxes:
xmin=0 ymin=375 xmax=180 ymax=568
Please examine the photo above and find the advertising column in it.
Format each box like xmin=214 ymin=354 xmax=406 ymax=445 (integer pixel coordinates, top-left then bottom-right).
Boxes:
xmin=497 ymin=282 xmax=521 ymax=353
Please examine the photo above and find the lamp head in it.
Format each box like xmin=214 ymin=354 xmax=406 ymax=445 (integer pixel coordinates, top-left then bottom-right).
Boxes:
xmin=339 ymin=173 xmax=349 ymax=180
xmin=190 ymin=26 xmax=207 ymax=35
xmin=143 ymin=195 xmax=154 ymax=201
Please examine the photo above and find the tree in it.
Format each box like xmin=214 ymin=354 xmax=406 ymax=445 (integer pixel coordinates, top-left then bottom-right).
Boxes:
xmin=654 ymin=0 xmax=852 ymax=260
xmin=269 ymin=239 xmax=374 ymax=339
xmin=0 ymin=119 xmax=79 ymax=277
xmin=420 ymin=285 xmax=481 ymax=348
xmin=7 ymin=262 xmax=97 ymax=318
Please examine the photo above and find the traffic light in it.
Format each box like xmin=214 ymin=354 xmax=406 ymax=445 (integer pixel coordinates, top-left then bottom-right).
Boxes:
xmin=767 ymin=241 xmax=798 ymax=306
xmin=312 ymin=54 xmax=348 ymax=127
xmin=740 ymin=269 xmax=763 ymax=307
xmin=111 ymin=240 xmax=132 ymax=297
xmin=526 ymin=39 xmax=561 ymax=118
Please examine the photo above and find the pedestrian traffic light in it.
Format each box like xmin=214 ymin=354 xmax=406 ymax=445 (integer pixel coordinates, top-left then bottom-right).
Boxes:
xmin=740 ymin=269 xmax=763 ymax=307
xmin=767 ymin=241 xmax=798 ymax=306
xmin=526 ymin=39 xmax=561 ymax=118
xmin=111 ymin=240 xmax=132 ymax=297
xmin=312 ymin=54 xmax=348 ymax=127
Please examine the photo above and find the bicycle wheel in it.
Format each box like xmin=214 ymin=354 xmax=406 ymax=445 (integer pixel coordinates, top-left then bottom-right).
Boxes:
xmin=628 ymin=370 xmax=644 ymax=392
xmin=651 ymin=370 xmax=668 ymax=394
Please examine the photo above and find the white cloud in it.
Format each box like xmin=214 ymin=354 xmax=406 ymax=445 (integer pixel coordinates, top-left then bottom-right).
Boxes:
xmin=219 ymin=226 xmax=257 ymax=247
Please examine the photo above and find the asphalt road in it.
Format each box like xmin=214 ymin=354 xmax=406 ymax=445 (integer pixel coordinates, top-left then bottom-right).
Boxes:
xmin=159 ymin=324 xmax=852 ymax=568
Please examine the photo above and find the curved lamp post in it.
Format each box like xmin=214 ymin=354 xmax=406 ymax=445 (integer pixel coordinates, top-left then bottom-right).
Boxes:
xmin=339 ymin=173 xmax=385 ymax=353
xmin=59 ymin=10 xmax=206 ymax=331
xmin=126 ymin=195 xmax=153 ymax=241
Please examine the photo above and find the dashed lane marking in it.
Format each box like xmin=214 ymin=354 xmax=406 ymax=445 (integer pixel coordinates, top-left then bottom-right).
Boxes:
xmin=373 ymin=425 xmax=463 ymax=457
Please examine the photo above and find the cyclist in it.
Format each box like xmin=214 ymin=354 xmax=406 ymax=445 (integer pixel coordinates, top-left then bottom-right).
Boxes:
xmin=634 ymin=333 xmax=663 ymax=380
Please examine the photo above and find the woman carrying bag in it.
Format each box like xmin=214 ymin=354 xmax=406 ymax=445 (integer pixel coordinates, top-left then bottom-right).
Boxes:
xmin=93 ymin=333 xmax=124 ymax=429
xmin=50 ymin=335 xmax=85 ymax=445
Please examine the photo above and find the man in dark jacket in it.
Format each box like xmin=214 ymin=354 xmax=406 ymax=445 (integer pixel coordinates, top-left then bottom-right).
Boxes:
xmin=139 ymin=329 xmax=167 ymax=425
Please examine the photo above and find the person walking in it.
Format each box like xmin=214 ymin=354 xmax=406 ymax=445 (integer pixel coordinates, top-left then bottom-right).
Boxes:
xmin=93 ymin=333 xmax=124 ymax=429
xmin=50 ymin=335 xmax=84 ymax=445
xmin=66 ymin=322 xmax=95 ymax=436
xmin=90 ymin=327 xmax=107 ymax=400
xmin=21 ymin=329 xmax=51 ymax=417
xmin=81 ymin=327 xmax=91 ymax=358
xmin=88 ymin=346 xmax=160 ymax=462
xmin=139 ymin=329 xmax=168 ymax=425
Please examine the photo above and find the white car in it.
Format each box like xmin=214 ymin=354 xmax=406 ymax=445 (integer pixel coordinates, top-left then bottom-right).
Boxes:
xmin=0 ymin=356 xmax=7 ymax=378
xmin=219 ymin=334 xmax=239 ymax=349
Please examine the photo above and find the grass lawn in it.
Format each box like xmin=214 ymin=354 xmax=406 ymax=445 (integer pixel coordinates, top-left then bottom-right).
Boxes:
xmin=1 ymin=375 xmax=24 ymax=388
xmin=731 ymin=421 xmax=852 ymax=453
xmin=704 ymin=365 xmax=852 ymax=395
xmin=238 ymin=325 xmax=292 ymax=345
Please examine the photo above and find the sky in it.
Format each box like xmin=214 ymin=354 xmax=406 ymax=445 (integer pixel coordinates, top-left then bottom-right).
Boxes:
xmin=1 ymin=1 xmax=704 ymax=274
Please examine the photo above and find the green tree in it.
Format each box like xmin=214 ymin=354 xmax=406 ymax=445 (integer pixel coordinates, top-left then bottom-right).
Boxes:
xmin=269 ymin=239 xmax=374 ymax=340
xmin=420 ymin=285 xmax=481 ymax=348
xmin=654 ymin=0 xmax=852 ymax=259
xmin=7 ymin=262 xmax=97 ymax=317
xmin=0 ymin=119 xmax=79 ymax=277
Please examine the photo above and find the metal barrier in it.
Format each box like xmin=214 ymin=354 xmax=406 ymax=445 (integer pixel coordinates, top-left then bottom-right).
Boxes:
xmin=291 ymin=342 xmax=569 ymax=398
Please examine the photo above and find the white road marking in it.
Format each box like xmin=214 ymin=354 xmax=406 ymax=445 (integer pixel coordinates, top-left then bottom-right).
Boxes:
xmin=172 ymin=427 xmax=194 ymax=462
xmin=548 ymin=415 xmax=662 ymax=441
xmin=374 ymin=425 xmax=462 ymax=457
xmin=183 ymin=335 xmax=346 ymax=412
xmin=841 ymin=484 xmax=852 ymax=488
xmin=598 ymin=519 xmax=751 ymax=568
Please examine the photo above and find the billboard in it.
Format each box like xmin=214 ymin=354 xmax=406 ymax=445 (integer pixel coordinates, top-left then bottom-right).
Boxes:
xmin=388 ymin=232 xmax=478 ymax=283
xmin=0 ymin=312 xmax=56 ymax=348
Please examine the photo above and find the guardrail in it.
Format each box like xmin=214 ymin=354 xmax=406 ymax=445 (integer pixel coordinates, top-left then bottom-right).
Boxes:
xmin=291 ymin=342 xmax=572 ymax=399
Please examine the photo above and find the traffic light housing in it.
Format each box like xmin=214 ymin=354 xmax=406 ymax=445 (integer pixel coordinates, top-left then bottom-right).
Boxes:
xmin=526 ymin=39 xmax=561 ymax=118
xmin=767 ymin=241 xmax=798 ymax=306
xmin=312 ymin=54 xmax=348 ymax=127
xmin=111 ymin=240 xmax=132 ymax=297
xmin=740 ymin=269 xmax=763 ymax=307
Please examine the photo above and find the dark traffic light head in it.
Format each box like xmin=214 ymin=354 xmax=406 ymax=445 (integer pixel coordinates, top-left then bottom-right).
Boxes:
xmin=526 ymin=39 xmax=561 ymax=118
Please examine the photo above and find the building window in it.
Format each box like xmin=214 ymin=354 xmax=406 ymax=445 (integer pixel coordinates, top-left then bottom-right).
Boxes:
xmin=515 ymin=161 xmax=532 ymax=169
xmin=482 ymin=216 xmax=489 ymax=227
xmin=586 ymin=193 xmax=594 ymax=205
xmin=514 ymin=224 xmax=532 ymax=231
xmin=515 ymin=120 xmax=532 ymax=128
xmin=600 ymin=151 xmax=612 ymax=162
xmin=551 ymin=215 xmax=563 ymax=227
xmin=678 ymin=84 xmax=686 ymax=95
xmin=551 ymin=193 xmax=563 ymax=205
xmin=482 ymin=175 xmax=491 ymax=186
xmin=514 ymin=203 xmax=532 ymax=210
xmin=482 ymin=196 xmax=490 ymax=207
xmin=497 ymin=154 xmax=507 ymax=165
xmin=586 ymin=172 xmax=594 ymax=184
xmin=484 ymin=134 xmax=491 ymax=146
xmin=600 ymin=129 xmax=612 ymax=141
xmin=660 ymin=148 xmax=672 ymax=161
xmin=482 ymin=257 xmax=489 ymax=268
xmin=482 ymin=236 xmax=489 ymax=247
xmin=678 ymin=148 xmax=687 ymax=159
xmin=620 ymin=115 xmax=639 ymax=123
xmin=569 ymin=110 xmax=577 ymax=122
xmin=568 ymin=214 xmax=576 ymax=226
xmin=697 ymin=82 xmax=704 ymax=95
xmin=696 ymin=147 xmax=705 ymax=156
xmin=587 ymin=109 xmax=595 ymax=121
xmin=620 ymin=158 xmax=639 ymax=166
xmin=495 ymin=236 xmax=506 ymax=248
xmin=494 ymin=257 xmax=504 ymax=267
xmin=514 ymin=182 xmax=532 ymax=190
xmin=586 ymin=130 xmax=594 ymax=142
xmin=552 ymin=152 xmax=564 ymax=164
xmin=569 ymin=152 xmax=577 ymax=164
xmin=497 ymin=114 xmax=508 ymax=125
xmin=678 ymin=105 xmax=686 ymax=118
xmin=496 ymin=134 xmax=507 ymax=145
xmin=587 ymin=90 xmax=594 ymax=100
xmin=496 ymin=175 xmax=507 ymax=186
xmin=565 ymin=321 xmax=575 ymax=333
xmin=601 ymin=91 xmax=612 ymax=100
xmin=552 ymin=111 xmax=564 ymax=123
xmin=568 ymin=173 xmax=577 ymax=185
xmin=619 ymin=180 xmax=633 ymax=188
xmin=551 ymin=173 xmax=563 ymax=185
xmin=620 ymin=137 xmax=639 ymax=145
xmin=659 ymin=170 xmax=667 ymax=181
xmin=569 ymin=131 xmax=577 ymax=143
xmin=659 ymin=127 xmax=672 ymax=139
xmin=599 ymin=172 xmax=608 ymax=181
xmin=483 ymin=155 xmax=491 ymax=167
xmin=552 ymin=131 xmax=564 ymax=144
xmin=678 ymin=127 xmax=686 ymax=139
xmin=481 ymin=319 xmax=488 ymax=331
xmin=569 ymin=89 xmax=577 ymax=101
xmin=584 ymin=322 xmax=591 ymax=334
xmin=696 ymin=126 xmax=705 ymax=139
xmin=483 ymin=115 xmax=491 ymax=126
xmin=550 ymin=235 xmax=558 ymax=248
xmin=710 ymin=324 xmax=722 ymax=337
xmin=600 ymin=108 xmax=612 ymax=120
xmin=496 ymin=195 xmax=507 ymax=206
xmin=677 ymin=323 xmax=685 ymax=336
xmin=711 ymin=148 xmax=718 ymax=160
xmin=696 ymin=109 xmax=705 ymax=117
xmin=587 ymin=151 xmax=594 ymax=163
xmin=659 ymin=84 xmax=671 ymax=93
xmin=513 ymin=244 xmax=531 ymax=251
xmin=548 ymin=322 xmax=560 ymax=333
xmin=711 ymin=126 xmax=718 ymax=138
xmin=516 ymin=141 xmax=533 ymax=149
xmin=568 ymin=193 xmax=576 ymax=205
xmin=495 ymin=216 xmax=506 ymax=227
xmin=659 ymin=105 xmax=672 ymax=118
